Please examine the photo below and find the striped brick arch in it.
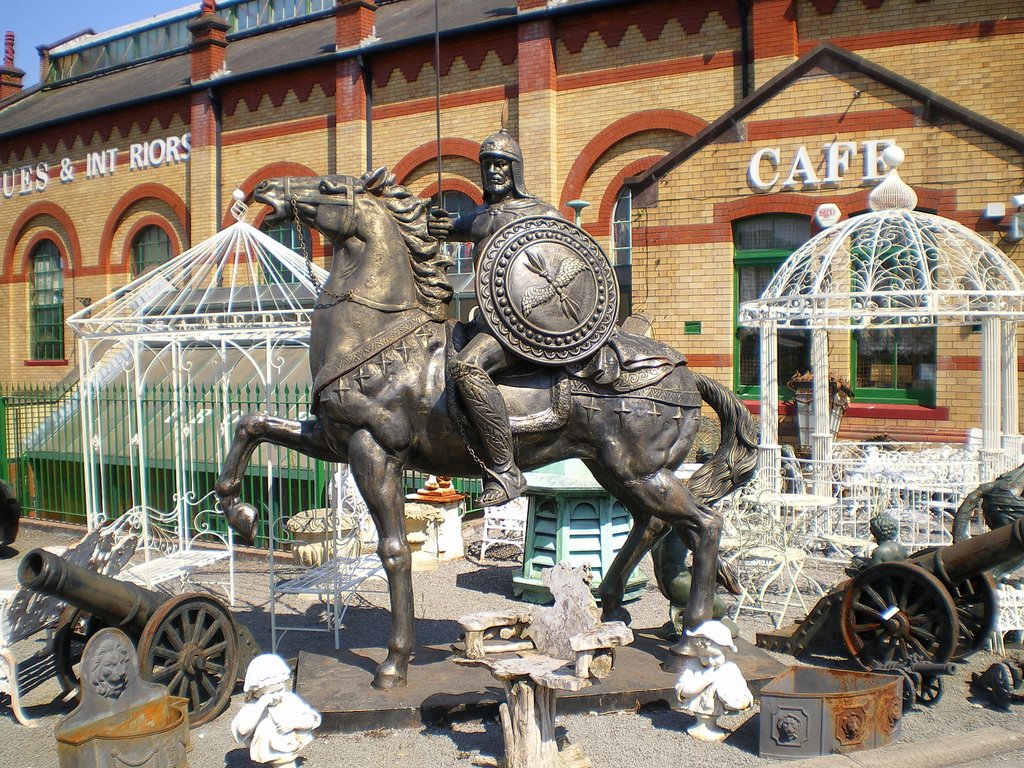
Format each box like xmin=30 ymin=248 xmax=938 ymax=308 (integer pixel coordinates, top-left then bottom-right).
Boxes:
xmin=559 ymin=109 xmax=707 ymax=230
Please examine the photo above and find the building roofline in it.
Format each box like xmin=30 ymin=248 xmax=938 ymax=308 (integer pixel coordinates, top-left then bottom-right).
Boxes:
xmin=624 ymin=42 xmax=1024 ymax=200
xmin=0 ymin=0 xmax=631 ymax=142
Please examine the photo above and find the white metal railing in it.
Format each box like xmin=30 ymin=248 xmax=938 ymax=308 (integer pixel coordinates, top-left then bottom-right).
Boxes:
xmin=785 ymin=441 xmax=982 ymax=548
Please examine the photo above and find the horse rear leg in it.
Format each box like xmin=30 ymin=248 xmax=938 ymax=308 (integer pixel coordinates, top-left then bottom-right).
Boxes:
xmin=596 ymin=467 xmax=723 ymax=670
xmin=347 ymin=429 xmax=413 ymax=691
xmin=215 ymin=413 xmax=339 ymax=542
xmin=592 ymin=508 xmax=667 ymax=625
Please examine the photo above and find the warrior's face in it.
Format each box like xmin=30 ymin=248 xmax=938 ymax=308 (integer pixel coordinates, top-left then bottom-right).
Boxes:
xmin=482 ymin=156 xmax=513 ymax=199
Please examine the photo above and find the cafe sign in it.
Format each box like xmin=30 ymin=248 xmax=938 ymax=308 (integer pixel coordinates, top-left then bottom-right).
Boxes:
xmin=747 ymin=139 xmax=897 ymax=193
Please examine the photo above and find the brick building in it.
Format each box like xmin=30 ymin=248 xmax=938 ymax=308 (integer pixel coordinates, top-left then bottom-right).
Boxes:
xmin=0 ymin=0 xmax=1022 ymax=444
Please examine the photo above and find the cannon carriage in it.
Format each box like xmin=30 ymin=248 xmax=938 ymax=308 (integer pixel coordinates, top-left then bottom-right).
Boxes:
xmin=17 ymin=548 xmax=256 ymax=726
xmin=759 ymin=517 xmax=1024 ymax=669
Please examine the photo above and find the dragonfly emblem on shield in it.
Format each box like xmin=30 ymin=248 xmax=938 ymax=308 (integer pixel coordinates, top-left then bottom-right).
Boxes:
xmin=520 ymin=248 xmax=587 ymax=322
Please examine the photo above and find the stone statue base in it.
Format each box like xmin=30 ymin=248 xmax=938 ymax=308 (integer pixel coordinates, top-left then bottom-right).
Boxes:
xmin=404 ymin=498 xmax=465 ymax=568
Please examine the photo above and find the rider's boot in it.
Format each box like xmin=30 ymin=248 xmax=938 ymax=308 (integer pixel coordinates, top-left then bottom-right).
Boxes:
xmin=452 ymin=360 xmax=527 ymax=507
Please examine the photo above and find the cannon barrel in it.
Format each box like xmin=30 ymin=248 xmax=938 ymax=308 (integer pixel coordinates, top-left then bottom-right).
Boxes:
xmin=18 ymin=548 xmax=166 ymax=636
xmin=907 ymin=516 xmax=1024 ymax=586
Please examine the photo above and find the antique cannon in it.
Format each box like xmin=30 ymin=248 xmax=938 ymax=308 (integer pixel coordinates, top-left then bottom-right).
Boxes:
xmin=18 ymin=548 xmax=255 ymax=726
xmin=759 ymin=517 xmax=1024 ymax=669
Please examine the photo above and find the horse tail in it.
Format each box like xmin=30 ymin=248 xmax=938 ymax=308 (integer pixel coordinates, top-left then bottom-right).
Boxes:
xmin=688 ymin=372 xmax=759 ymax=507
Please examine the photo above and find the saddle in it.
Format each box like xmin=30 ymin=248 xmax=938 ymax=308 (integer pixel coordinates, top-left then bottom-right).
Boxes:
xmin=446 ymin=314 xmax=699 ymax=436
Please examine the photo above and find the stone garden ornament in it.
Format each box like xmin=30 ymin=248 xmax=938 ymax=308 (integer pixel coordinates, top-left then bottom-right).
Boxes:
xmin=672 ymin=620 xmax=754 ymax=741
xmin=231 ymin=654 xmax=321 ymax=768
xmin=216 ymin=135 xmax=758 ymax=691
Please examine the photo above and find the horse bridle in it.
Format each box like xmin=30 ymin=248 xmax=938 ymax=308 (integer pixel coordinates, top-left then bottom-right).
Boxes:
xmin=288 ymin=176 xmax=421 ymax=312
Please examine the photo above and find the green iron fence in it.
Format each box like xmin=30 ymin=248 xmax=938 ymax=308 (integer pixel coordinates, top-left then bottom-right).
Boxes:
xmin=0 ymin=381 xmax=483 ymax=547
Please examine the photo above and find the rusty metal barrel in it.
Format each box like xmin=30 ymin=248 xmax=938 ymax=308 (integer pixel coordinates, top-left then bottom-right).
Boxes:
xmin=18 ymin=548 xmax=166 ymax=636
xmin=906 ymin=515 xmax=1024 ymax=586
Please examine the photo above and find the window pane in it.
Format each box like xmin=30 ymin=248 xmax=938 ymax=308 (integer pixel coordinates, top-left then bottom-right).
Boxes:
xmin=734 ymin=214 xmax=808 ymax=251
xmin=856 ymin=327 xmax=936 ymax=392
xmin=30 ymin=241 xmax=64 ymax=361
xmin=261 ymin=220 xmax=310 ymax=283
xmin=131 ymin=225 xmax=172 ymax=276
xmin=734 ymin=215 xmax=812 ymax=392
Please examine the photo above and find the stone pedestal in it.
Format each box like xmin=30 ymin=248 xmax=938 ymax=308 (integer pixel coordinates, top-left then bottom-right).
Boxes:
xmin=404 ymin=476 xmax=466 ymax=569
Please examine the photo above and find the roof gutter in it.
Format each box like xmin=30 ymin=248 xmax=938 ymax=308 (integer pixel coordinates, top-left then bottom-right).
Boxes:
xmin=1 ymin=0 xmax=633 ymax=142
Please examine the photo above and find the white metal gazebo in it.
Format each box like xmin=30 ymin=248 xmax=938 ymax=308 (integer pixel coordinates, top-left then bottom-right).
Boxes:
xmin=66 ymin=194 xmax=329 ymax=596
xmin=740 ymin=147 xmax=1024 ymax=491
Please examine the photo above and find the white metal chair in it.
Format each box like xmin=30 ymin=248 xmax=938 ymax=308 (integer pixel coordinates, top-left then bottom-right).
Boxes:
xmin=270 ymin=469 xmax=388 ymax=651
xmin=723 ymin=489 xmax=824 ymax=628
xmin=991 ymin=578 xmax=1024 ymax=656
xmin=480 ymin=497 xmax=529 ymax=560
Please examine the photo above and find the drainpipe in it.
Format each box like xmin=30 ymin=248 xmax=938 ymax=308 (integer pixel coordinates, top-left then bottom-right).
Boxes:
xmin=738 ymin=0 xmax=751 ymax=99
xmin=361 ymin=55 xmax=372 ymax=173
xmin=207 ymin=87 xmax=223 ymax=226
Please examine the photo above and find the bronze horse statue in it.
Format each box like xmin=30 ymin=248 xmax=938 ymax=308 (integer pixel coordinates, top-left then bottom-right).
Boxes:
xmin=215 ymin=167 xmax=758 ymax=689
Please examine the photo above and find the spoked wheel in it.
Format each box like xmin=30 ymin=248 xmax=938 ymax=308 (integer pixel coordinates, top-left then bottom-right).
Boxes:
xmin=948 ymin=572 xmax=999 ymax=660
xmin=137 ymin=593 xmax=238 ymax=726
xmin=53 ymin=606 xmax=107 ymax=696
xmin=841 ymin=562 xmax=958 ymax=669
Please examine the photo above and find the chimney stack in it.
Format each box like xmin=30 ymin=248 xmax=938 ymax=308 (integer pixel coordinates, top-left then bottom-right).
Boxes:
xmin=0 ymin=31 xmax=25 ymax=100
xmin=188 ymin=0 xmax=230 ymax=83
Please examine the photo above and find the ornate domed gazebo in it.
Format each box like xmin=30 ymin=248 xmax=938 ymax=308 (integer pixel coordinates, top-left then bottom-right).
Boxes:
xmin=740 ymin=147 xmax=1024 ymax=490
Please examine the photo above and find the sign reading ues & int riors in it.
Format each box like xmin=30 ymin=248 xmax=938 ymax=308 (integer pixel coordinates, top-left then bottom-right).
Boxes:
xmin=1 ymin=132 xmax=191 ymax=202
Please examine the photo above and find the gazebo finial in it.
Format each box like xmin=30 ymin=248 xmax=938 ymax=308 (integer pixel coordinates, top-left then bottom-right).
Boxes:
xmin=868 ymin=145 xmax=918 ymax=212
xmin=230 ymin=188 xmax=248 ymax=221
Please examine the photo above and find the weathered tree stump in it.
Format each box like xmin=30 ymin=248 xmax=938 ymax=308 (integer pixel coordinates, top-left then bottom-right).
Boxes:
xmin=455 ymin=563 xmax=633 ymax=768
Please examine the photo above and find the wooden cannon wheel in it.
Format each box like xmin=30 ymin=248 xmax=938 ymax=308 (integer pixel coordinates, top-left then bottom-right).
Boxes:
xmin=949 ymin=572 xmax=999 ymax=660
xmin=137 ymin=593 xmax=239 ymax=726
xmin=53 ymin=606 xmax=107 ymax=695
xmin=840 ymin=562 xmax=958 ymax=669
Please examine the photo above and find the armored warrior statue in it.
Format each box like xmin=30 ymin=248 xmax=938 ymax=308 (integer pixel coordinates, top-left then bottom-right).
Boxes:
xmin=430 ymin=129 xmax=565 ymax=507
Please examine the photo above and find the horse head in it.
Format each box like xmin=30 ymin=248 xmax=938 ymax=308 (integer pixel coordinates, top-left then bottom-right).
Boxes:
xmin=254 ymin=173 xmax=360 ymax=245
xmin=253 ymin=168 xmax=454 ymax=320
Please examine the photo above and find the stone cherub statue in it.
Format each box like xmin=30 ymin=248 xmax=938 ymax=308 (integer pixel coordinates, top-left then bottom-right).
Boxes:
xmin=672 ymin=620 xmax=753 ymax=741
xmin=231 ymin=654 xmax=321 ymax=768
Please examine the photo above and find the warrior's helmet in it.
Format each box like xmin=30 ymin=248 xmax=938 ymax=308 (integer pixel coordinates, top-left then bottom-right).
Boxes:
xmin=479 ymin=129 xmax=533 ymax=201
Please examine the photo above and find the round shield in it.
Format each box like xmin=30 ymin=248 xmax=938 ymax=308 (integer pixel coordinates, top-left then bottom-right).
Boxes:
xmin=476 ymin=215 xmax=619 ymax=365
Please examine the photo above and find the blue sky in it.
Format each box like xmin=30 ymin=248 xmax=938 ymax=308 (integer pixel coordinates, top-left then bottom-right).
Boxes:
xmin=5 ymin=1 xmax=191 ymax=88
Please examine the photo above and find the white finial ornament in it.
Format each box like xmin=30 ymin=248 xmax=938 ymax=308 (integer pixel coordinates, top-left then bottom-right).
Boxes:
xmin=230 ymin=188 xmax=249 ymax=221
xmin=868 ymin=144 xmax=917 ymax=212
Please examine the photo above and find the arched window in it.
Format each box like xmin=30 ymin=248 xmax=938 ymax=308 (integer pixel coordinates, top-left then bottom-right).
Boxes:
xmin=733 ymin=214 xmax=811 ymax=397
xmin=611 ymin=188 xmax=633 ymax=319
xmin=30 ymin=240 xmax=65 ymax=361
xmin=260 ymin=219 xmax=311 ymax=284
xmin=433 ymin=190 xmax=477 ymax=322
xmin=130 ymin=224 xmax=172 ymax=276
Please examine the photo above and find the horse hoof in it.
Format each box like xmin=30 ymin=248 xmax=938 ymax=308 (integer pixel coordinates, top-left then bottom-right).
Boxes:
xmin=601 ymin=606 xmax=631 ymax=625
xmin=371 ymin=666 xmax=408 ymax=691
xmin=226 ymin=503 xmax=259 ymax=545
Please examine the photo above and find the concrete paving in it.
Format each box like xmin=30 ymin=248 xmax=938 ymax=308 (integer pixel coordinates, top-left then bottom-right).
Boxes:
xmin=2 ymin=519 xmax=1024 ymax=767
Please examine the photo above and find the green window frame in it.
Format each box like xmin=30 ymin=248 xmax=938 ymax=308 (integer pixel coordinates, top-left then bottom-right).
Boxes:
xmin=851 ymin=328 xmax=936 ymax=406
xmin=611 ymin=188 xmax=633 ymax=320
xmin=733 ymin=215 xmax=811 ymax=399
xmin=434 ymin=190 xmax=477 ymax=323
xmin=131 ymin=224 xmax=172 ymax=277
xmin=261 ymin=219 xmax=313 ymax=284
xmin=30 ymin=240 xmax=65 ymax=361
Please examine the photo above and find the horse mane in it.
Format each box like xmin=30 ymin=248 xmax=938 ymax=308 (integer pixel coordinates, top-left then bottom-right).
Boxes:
xmin=360 ymin=168 xmax=454 ymax=320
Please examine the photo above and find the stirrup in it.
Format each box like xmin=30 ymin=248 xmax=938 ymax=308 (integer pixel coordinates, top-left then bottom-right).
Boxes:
xmin=478 ymin=467 xmax=527 ymax=507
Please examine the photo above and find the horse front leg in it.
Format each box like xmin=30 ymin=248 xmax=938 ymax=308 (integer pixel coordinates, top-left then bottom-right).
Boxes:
xmin=215 ymin=413 xmax=339 ymax=543
xmin=348 ymin=429 xmax=413 ymax=690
